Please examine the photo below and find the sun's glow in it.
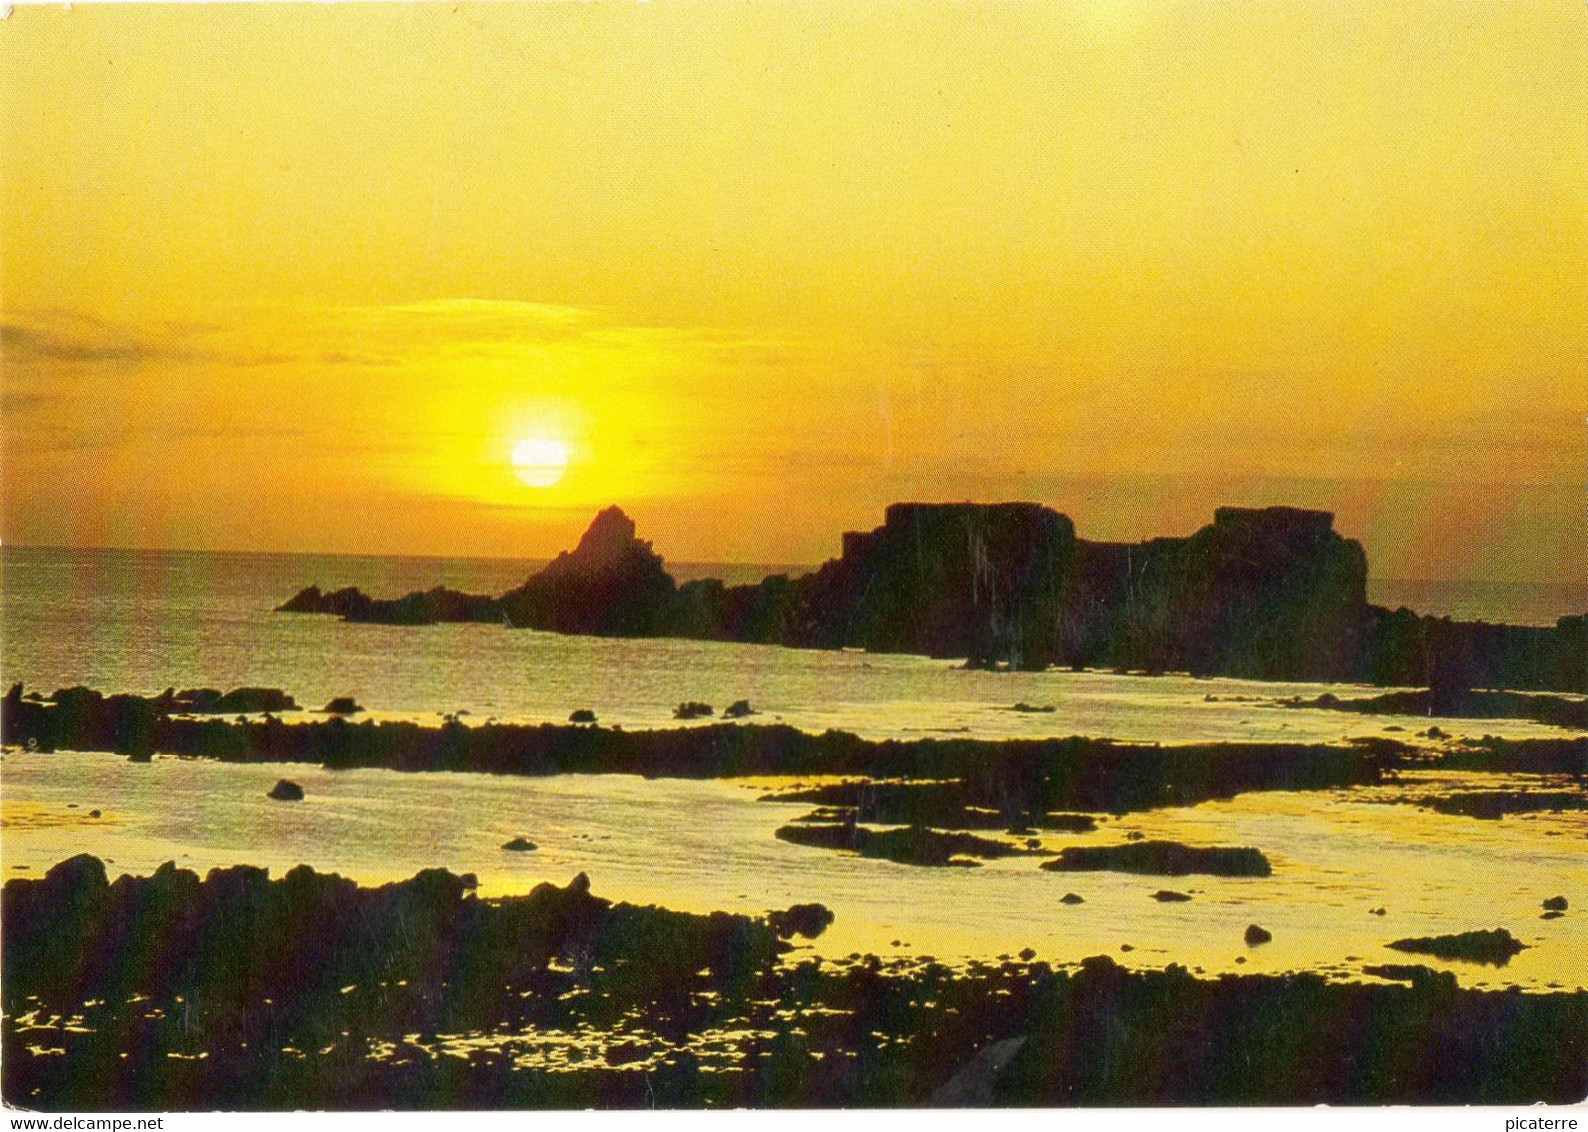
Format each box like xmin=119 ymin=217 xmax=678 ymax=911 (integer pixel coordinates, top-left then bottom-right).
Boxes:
xmin=511 ymin=437 xmax=570 ymax=488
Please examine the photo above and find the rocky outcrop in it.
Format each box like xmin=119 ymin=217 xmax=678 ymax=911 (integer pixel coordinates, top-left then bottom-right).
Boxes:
xmin=782 ymin=502 xmax=1080 ymax=669
xmin=498 ymin=506 xmax=677 ymax=636
xmin=272 ymin=503 xmax=1583 ymax=691
xmin=276 ymin=584 xmax=499 ymax=625
xmin=1062 ymin=506 xmax=1367 ymax=681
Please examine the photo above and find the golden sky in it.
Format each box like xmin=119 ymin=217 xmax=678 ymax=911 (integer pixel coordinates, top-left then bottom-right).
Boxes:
xmin=3 ymin=1 xmax=1584 ymax=581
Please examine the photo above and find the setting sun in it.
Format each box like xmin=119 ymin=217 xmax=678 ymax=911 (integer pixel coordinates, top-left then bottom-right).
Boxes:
xmin=511 ymin=437 xmax=570 ymax=488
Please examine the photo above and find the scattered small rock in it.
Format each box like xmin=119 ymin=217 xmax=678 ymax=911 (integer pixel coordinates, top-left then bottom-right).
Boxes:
xmin=1369 ymin=907 xmax=1387 ymax=916
xmin=1541 ymin=911 xmax=1564 ymax=921
xmin=502 ymin=837 xmax=538 ymax=852
xmin=1542 ymin=896 xmax=1568 ymax=911
xmin=267 ymin=779 xmax=304 ymax=802
xmin=721 ymin=699 xmax=755 ymax=719
xmin=1059 ymin=893 xmax=1086 ymax=905
xmin=1244 ymin=924 xmax=1273 ymax=945
xmin=1152 ymin=890 xmax=1193 ymax=902
xmin=673 ymin=701 xmax=714 ymax=720
xmin=1119 ymin=943 xmax=1134 ymax=952
xmin=1008 ymin=702 xmax=1056 ymax=714
xmin=88 ymin=810 xmax=101 ymax=819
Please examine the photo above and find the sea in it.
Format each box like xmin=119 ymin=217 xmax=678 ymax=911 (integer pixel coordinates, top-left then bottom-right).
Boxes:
xmin=1 ymin=545 xmax=1584 ymax=989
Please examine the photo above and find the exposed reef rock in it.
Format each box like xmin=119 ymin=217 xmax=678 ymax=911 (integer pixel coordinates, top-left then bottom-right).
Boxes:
xmin=775 ymin=822 xmax=1048 ymax=868
xmin=272 ymin=504 xmax=1586 ymax=693
xmin=1288 ymin=688 xmax=1588 ymax=731
xmin=1040 ymin=841 xmax=1272 ymax=878
xmin=3 ymin=686 xmax=1392 ymax=811
xmin=1386 ymin=929 xmax=1527 ymax=966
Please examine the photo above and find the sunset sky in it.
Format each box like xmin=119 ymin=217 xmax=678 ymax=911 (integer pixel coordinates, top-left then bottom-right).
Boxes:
xmin=3 ymin=1 xmax=1584 ymax=581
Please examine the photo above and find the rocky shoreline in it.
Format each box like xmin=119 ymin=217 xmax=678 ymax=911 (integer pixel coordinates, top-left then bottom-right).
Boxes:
xmin=4 ymin=856 xmax=1584 ymax=1110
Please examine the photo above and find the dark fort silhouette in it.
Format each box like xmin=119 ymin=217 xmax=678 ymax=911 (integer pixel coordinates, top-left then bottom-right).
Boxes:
xmin=277 ymin=503 xmax=1585 ymax=693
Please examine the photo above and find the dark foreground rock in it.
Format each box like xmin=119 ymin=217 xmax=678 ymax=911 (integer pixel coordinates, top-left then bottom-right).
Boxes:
xmin=1386 ymin=929 xmax=1527 ymax=966
xmin=3 ymin=860 xmax=1584 ymax=1109
xmin=1041 ymin=841 xmax=1272 ymax=878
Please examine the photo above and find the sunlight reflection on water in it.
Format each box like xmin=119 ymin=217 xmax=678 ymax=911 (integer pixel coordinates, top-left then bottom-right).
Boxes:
xmin=3 ymin=751 xmax=1582 ymax=992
